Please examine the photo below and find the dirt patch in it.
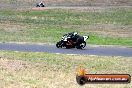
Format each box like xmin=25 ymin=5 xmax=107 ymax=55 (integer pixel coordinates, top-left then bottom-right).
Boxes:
xmin=84 ymin=24 xmax=132 ymax=38
xmin=0 ymin=22 xmax=27 ymax=32
xmin=31 ymin=6 xmax=108 ymax=12
xmin=63 ymin=24 xmax=132 ymax=38
xmin=32 ymin=7 xmax=49 ymax=11
xmin=0 ymin=57 xmax=29 ymax=72
xmin=0 ymin=57 xmax=75 ymax=88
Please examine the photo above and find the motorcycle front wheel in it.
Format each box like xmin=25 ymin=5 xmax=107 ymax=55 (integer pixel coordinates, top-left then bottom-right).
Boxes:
xmin=56 ymin=41 xmax=62 ymax=48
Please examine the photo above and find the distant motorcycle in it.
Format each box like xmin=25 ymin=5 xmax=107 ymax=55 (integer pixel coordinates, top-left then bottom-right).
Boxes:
xmin=56 ymin=32 xmax=89 ymax=49
xmin=36 ymin=2 xmax=45 ymax=7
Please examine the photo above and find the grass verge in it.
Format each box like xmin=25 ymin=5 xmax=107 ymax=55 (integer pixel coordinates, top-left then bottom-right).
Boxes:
xmin=0 ymin=51 xmax=132 ymax=88
xmin=0 ymin=8 xmax=132 ymax=46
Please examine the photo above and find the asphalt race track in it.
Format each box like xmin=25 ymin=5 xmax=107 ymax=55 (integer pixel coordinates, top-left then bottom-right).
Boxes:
xmin=0 ymin=43 xmax=132 ymax=57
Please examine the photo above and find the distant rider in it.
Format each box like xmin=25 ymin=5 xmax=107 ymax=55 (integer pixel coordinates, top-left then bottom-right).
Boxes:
xmin=37 ymin=1 xmax=45 ymax=7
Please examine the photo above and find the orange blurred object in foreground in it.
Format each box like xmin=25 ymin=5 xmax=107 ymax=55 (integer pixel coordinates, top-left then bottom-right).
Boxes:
xmin=77 ymin=65 xmax=86 ymax=76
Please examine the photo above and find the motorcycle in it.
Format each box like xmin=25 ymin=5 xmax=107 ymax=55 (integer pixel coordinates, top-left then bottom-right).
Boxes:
xmin=56 ymin=33 xmax=89 ymax=49
xmin=36 ymin=3 xmax=45 ymax=7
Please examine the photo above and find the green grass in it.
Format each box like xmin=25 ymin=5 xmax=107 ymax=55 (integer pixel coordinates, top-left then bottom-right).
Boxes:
xmin=0 ymin=8 xmax=132 ymax=46
xmin=1 ymin=9 xmax=132 ymax=25
xmin=0 ymin=51 xmax=132 ymax=88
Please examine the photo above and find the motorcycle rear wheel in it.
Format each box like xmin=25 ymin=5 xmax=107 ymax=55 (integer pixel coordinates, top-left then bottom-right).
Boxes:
xmin=76 ymin=41 xmax=86 ymax=49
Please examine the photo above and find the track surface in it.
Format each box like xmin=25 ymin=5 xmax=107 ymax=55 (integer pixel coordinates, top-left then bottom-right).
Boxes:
xmin=0 ymin=43 xmax=132 ymax=57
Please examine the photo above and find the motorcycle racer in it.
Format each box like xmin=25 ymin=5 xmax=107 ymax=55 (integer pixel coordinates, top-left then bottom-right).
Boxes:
xmin=56 ymin=32 xmax=89 ymax=49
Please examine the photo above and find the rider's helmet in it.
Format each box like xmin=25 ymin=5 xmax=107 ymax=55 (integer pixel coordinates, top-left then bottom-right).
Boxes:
xmin=39 ymin=1 xmax=43 ymax=5
xmin=73 ymin=32 xmax=78 ymax=36
xmin=40 ymin=1 xmax=43 ymax=3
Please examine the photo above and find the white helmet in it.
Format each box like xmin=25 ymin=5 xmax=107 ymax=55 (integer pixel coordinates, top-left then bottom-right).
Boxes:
xmin=73 ymin=32 xmax=78 ymax=35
